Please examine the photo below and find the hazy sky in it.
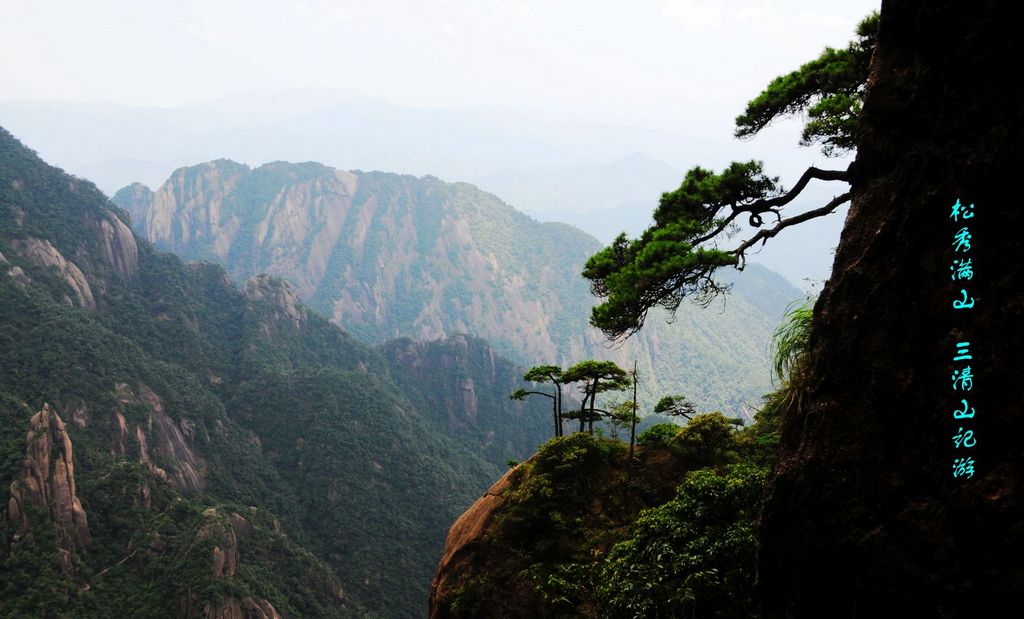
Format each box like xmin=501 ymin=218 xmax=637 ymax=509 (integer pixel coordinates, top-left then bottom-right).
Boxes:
xmin=0 ymin=0 xmax=880 ymax=289
xmin=2 ymin=0 xmax=878 ymax=137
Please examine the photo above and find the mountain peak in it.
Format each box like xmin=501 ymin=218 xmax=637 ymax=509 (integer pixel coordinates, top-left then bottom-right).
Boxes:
xmin=243 ymin=273 xmax=308 ymax=329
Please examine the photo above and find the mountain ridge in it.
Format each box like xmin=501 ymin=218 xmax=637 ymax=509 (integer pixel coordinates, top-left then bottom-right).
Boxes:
xmin=115 ymin=159 xmax=804 ymax=420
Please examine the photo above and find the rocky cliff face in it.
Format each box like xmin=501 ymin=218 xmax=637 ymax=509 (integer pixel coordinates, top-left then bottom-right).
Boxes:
xmin=112 ymin=382 xmax=206 ymax=492
xmin=380 ymin=334 xmax=551 ymax=467
xmin=428 ymin=465 xmax=523 ymax=619
xmin=114 ymin=164 xmax=802 ymax=418
xmin=758 ymin=2 xmax=1024 ymax=616
xmin=115 ymin=163 xmax=596 ymax=359
xmin=242 ymin=274 xmax=309 ymax=332
xmin=94 ymin=209 xmax=139 ymax=279
xmin=7 ymin=404 xmax=91 ymax=578
xmin=9 ymin=237 xmax=96 ymax=308
xmin=1 ymin=147 xmax=139 ymax=305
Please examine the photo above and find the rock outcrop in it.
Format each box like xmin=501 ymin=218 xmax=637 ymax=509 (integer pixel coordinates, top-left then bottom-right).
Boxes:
xmin=10 ymin=237 xmax=95 ymax=308
xmin=182 ymin=507 xmax=345 ymax=619
xmin=197 ymin=508 xmax=241 ymax=580
xmin=7 ymin=403 xmax=92 ymax=576
xmin=758 ymin=2 xmax=1024 ymax=617
xmin=428 ymin=436 xmax=693 ymax=618
xmin=243 ymin=274 xmax=308 ymax=330
xmin=113 ymin=383 xmax=206 ymax=492
xmin=202 ymin=597 xmax=282 ymax=619
xmin=429 ymin=465 xmax=524 ymax=619
xmin=95 ymin=211 xmax=139 ymax=278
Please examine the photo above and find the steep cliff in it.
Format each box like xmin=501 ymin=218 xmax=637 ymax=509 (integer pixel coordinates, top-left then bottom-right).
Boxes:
xmin=758 ymin=2 xmax=1024 ymax=616
xmin=380 ymin=334 xmax=553 ymax=467
xmin=427 ymin=430 xmax=767 ymax=618
xmin=114 ymin=164 xmax=803 ymax=419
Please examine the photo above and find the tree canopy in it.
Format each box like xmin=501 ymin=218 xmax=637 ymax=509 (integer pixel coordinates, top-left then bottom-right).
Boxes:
xmin=654 ymin=394 xmax=697 ymax=420
xmin=583 ymin=13 xmax=878 ymax=340
xmin=735 ymin=12 xmax=878 ymax=156
xmin=561 ymin=360 xmax=631 ymax=434
xmin=512 ymin=364 xmax=566 ymax=437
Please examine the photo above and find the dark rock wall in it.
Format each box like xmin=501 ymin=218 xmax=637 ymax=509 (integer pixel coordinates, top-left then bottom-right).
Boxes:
xmin=758 ymin=1 xmax=1024 ymax=617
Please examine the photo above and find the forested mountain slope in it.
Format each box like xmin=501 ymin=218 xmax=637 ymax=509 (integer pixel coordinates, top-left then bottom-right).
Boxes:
xmin=0 ymin=127 xmax=549 ymax=618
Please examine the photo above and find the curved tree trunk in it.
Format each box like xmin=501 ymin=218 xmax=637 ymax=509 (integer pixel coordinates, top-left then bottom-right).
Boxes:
xmin=758 ymin=2 xmax=1024 ymax=616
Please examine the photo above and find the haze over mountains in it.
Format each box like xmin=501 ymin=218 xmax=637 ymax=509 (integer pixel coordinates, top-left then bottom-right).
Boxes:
xmin=0 ymin=127 xmax=552 ymax=617
xmin=0 ymin=104 xmax=811 ymax=615
xmin=0 ymin=92 xmax=848 ymax=287
xmin=113 ymin=158 xmax=804 ymax=419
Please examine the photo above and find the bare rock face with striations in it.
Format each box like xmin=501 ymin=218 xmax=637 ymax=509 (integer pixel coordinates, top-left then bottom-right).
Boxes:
xmin=112 ymin=383 xmax=207 ymax=492
xmin=136 ymin=160 xmax=249 ymax=261
xmin=94 ymin=210 xmax=139 ymax=279
xmin=7 ymin=403 xmax=92 ymax=576
xmin=10 ymin=237 xmax=95 ymax=308
xmin=243 ymin=273 xmax=309 ymax=331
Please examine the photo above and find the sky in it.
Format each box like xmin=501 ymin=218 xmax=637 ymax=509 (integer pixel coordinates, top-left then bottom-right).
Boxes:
xmin=0 ymin=0 xmax=880 ymax=289
xmin=1 ymin=0 xmax=878 ymax=137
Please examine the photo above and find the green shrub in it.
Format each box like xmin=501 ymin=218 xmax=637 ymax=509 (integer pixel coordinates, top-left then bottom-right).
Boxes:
xmin=636 ymin=422 xmax=681 ymax=447
xmin=670 ymin=412 xmax=738 ymax=464
xmin=597 ymin=464 xmax=768 ymax=618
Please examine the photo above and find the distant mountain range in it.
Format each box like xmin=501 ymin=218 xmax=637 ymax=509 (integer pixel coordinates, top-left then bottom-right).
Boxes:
xmin=0 ymin=94 xmax=851 ymax=287
xmin=113 ymin=159 xmax=805 ymax=419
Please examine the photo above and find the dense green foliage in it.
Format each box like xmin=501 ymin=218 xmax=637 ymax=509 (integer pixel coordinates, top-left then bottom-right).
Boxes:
xmin=636 ymin=423 xmax=680 ymax=447
xmin=0 ymin=127 xmax=550 ymax=617
xmin=441 ymin=403 xmax=777 ymax=618
xmin=598 ymin=464 xmax=767 ymax=618
xmin=670 ymin=412 xmax=741 ymax=466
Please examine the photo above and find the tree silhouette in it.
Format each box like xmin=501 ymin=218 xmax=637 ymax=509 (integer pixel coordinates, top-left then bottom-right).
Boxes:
xmin=583 ymin=13 xmax=878 ymax=340
xmin=511 ymin=364 xmax=565 ymax=437
xmin=561 ymin=360 xmax=631 ymax=435
xmin=653 ymin=395 xmax=697 ymax=421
